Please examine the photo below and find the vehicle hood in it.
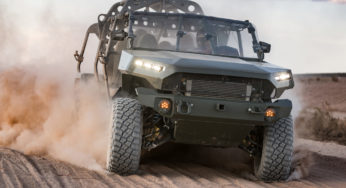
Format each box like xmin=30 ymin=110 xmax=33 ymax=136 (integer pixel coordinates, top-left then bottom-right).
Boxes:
xmin=119 ymin=50 xmax=293 ymax=89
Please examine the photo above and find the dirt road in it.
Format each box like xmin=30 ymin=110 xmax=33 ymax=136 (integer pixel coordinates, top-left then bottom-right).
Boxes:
xmin=1 ymin=138 xmax=346 ymax=188
xmin=0 ymin=73 xmax=345 ymax=187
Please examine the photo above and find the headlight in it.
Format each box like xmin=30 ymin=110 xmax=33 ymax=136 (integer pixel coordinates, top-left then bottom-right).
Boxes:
xmin=274 ymin=72 xmax=291 ymax=81
xmin=134 ymin=60 xmax=165 ymax=72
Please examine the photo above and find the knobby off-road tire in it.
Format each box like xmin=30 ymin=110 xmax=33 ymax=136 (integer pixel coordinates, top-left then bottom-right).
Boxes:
xmin=254 ymin=116 xmax=294 ymax=182
xmin=106 ymin=98 xmax=142 ymax=175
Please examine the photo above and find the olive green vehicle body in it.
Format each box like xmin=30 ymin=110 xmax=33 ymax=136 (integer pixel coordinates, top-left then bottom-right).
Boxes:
xmin=118 ymin=50 xmax=294 ymax=147
xmin=74 ymin=0 xmax=294 ymax=149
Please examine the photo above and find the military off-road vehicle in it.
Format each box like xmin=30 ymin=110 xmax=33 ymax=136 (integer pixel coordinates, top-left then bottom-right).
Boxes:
xmin=74 ymin=0 xmax=294 ymax=182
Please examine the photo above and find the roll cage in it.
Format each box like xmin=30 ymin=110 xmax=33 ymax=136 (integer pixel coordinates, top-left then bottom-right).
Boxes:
xmin=128 ymin=12 xmax=261 ymax=58
xmin=74 ymin=0 xmax=264 ymax=98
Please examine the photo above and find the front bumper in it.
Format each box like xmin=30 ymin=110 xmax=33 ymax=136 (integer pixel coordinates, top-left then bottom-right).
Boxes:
xmin=136 ymin=87 xmax=292 ymax=125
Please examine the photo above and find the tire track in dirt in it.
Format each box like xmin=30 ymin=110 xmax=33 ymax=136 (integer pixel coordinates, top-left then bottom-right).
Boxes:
xmin=1 ymin=138 xmax=346 ymax=188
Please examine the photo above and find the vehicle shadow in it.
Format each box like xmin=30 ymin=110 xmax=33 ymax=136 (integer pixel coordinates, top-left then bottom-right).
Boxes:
xmin=139 ymin=143 xmax=346 ymax=187
xmin=140 ymin=143 xmax=256 ymax=180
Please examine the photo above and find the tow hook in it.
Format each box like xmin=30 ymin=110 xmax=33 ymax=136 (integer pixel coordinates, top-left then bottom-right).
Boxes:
xmin=247 ymin=107 xmax=265 ymax=115
xmin=177 ymin=100 xmax=193 ymax=114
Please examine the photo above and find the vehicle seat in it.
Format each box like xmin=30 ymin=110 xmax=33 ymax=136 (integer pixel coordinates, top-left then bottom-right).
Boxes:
xmin=138 ymin=34 xmax=158 ymax=49
xmin=215 ymin=46 xmax=239 ymax=57
xmin=159 ymin=41 xmax=174 ymax=50
xmin=133 ymin=29 xmax=147 ymax=47
xmin=179 ymin=35 xmax=195 ymax=51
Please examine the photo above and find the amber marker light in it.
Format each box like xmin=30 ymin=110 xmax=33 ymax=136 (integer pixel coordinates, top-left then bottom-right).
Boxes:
xmin=159 ymin=99 xmax=171 ymax=111
xmin=265 ymin=108 xmax=276 ymax=118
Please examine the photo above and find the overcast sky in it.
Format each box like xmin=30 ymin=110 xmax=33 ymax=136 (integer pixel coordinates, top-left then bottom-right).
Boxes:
xmin=1 ymin=0 xmax=346 ymax=73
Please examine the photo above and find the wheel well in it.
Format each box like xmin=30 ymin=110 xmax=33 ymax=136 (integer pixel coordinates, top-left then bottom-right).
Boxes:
xmin=115 ymin=74 xmax=156 ymax=98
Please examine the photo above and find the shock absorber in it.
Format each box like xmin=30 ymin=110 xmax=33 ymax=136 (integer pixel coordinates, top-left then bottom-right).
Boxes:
xmin=142 ymin=112 xmax=172 ymax=150
xmin=239 ymin=130 xmax=261 ymax=157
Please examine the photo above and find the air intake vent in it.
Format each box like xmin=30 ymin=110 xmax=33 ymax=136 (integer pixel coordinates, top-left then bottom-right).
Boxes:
xmin=187 ymin=80 xmax=251 ymax=101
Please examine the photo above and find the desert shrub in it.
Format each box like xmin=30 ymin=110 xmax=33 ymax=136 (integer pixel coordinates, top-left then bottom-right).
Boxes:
xmin=331 ymin=76 xmax=340 ymax=82
xmin=295 ymin=108 xmax=346 ymax=145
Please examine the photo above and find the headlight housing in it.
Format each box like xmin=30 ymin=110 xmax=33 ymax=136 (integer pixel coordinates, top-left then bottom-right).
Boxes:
xmin=134 ymin=60 xmax=165 ymax=72
xmin=274 ymin=72 xmax=291 ymax=81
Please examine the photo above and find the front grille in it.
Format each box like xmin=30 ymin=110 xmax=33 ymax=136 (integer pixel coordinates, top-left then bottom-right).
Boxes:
xmin=186 ymin=80 xmax=251 ymax=101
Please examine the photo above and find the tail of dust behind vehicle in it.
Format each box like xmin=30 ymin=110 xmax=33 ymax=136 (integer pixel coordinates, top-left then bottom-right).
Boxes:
xmin=74 ymin=0 xmax=294 ymax=182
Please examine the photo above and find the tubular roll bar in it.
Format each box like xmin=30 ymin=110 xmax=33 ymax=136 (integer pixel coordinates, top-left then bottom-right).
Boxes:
xmin=74 ymin=0 xmax=204 ymax=97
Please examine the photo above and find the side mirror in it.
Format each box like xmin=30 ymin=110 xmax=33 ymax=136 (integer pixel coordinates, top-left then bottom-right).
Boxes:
xmin=259 ymin=41 xmax=271 ymax=53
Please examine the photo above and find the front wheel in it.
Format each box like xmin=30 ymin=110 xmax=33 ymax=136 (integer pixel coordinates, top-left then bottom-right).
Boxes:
xmin=254 ymin=116 xmax=294 ymax=182
xmin=106 ymin=98 xmax=143 ymax=175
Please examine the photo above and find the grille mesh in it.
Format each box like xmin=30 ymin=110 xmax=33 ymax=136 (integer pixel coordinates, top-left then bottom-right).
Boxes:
xmin=189 ymin=80 xmax=249 ymax=101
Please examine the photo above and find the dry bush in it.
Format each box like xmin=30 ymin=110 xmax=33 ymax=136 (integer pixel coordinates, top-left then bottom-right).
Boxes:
xmin=295 ymin=108 xmax=346 ymax=145
xmin=331 ymin=76 xmax=340 ymax=82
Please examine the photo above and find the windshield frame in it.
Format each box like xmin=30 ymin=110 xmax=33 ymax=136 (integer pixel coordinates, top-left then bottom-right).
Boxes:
xmin=128 ymin=11 xmax=261 ymax=60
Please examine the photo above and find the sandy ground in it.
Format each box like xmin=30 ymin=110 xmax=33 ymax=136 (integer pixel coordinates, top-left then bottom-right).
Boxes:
xmin=1 ymin=75 xmax=346 ymax=187
xmin=0 ymin=138 xmax=346 ymax=188
xmin=295 ymin=76 xmax=346 ymax=112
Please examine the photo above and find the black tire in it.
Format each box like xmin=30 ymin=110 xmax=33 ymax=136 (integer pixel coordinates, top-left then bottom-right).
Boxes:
xmin=254 ymin=116 xmax=294 ymax=182
xmin=106 ymin=98 xmax=142 ymax=175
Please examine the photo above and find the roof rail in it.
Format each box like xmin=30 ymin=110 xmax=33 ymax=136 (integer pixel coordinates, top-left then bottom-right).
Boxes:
xmin=109 ymin=0 xmax=204 ymax=17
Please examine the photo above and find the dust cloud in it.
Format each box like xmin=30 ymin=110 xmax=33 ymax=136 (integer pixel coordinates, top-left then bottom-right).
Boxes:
xmin=0 ymin=1 xmax=111 ymax=171
xmin=281 ymin=80 xmax=314 ymax=180
xmin=0 ymin=66 xmax=110 ymax=171
xmin=329 ymin=0 xmax=346 ymax=3
xmin=288 ymin=147 xmax=314 ymax=181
